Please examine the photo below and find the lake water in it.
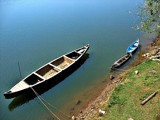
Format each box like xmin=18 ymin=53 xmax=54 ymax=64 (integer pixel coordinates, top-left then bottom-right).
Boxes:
xmin=0 ymin=0 xmax=153 ymax=120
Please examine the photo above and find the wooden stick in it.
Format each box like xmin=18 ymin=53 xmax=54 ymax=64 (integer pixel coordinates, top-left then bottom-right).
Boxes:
xmin=18 ymin=61 xmax=22 ymax=79
xmin=141 ymin=91 xmax=158 ymax=105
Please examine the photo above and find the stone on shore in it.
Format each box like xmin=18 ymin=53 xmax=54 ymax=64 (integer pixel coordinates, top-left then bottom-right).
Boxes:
xmin=128 ymin=118 xmax=134 ymax=120
xmin=98 ymin=109 xmax=105 ymax=116
xmin=135 ymin=70 xmax=139 ymax=75
xmin=110 ymin=75 xmax=114 ymax=80
xmin=72 ymin=115 xmax=76 ymax=120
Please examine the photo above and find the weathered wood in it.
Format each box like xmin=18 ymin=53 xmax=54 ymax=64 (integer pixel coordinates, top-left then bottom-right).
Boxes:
xmin=141 ymin=91 xmax=158 ymax=105
xmin=4 ymin=44 xmax=90 ymax=98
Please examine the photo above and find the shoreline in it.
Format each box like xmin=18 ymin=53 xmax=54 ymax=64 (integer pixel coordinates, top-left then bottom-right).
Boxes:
xmin=76 ymin=70 xmax=130 ymax=120
xmin=75 ymin=35 xmax=160 ymax=120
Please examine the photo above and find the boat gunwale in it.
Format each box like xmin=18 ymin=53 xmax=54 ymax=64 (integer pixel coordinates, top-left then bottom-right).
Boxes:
xmin=112 ymin=54 xmax=131 ymax=69
xmin=25 ymin=44 xmax=88 ymax=81
xmin=5 ymin=44 xmax=89 ymax=95
xmin=126 ymin=39 xmax=139 ymax=53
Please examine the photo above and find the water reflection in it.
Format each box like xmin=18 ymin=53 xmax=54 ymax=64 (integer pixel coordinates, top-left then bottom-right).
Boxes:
xmin=8 ymin=93 xmax=36 ymax=111
xmin=8 ymin=54 xmax=89 ymax=111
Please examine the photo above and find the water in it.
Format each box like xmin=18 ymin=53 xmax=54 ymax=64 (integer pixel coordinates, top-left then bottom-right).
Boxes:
xmin=0 ymin=0 xmax=151 ymax=120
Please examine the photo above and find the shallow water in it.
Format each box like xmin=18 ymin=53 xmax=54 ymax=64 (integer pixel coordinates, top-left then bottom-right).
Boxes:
xmin=0 ymin=0 xmax=153 ymax=120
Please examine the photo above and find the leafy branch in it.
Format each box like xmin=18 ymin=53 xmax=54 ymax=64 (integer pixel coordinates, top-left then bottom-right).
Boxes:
xmin=137 ymin=0 xmax=160 ymax=33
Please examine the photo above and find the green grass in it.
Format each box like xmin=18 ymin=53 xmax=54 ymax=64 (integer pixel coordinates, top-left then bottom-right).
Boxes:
xmin=100 ymin=60 xmax=160 ymax=120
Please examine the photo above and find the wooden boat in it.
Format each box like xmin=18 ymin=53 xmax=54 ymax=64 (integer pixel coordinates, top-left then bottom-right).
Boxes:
xmin=111 ymin=53 xmax=131 ymax=69
xmin=126 ymin=39 xmax=139 ymax=54
xmin=4 ymin=44 xmax=89 ymax=98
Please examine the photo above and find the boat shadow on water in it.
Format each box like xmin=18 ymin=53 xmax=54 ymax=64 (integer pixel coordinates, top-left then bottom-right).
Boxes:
xmin=8 ymin=53 xmax=89 ymax=111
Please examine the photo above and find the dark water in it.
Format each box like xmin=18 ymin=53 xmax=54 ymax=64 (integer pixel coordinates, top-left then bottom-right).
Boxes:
xmin=0 ymin=0 xmax=154 ymax=120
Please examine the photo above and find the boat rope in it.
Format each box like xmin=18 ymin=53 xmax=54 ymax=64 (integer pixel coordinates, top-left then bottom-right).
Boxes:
xmin=30 ymin=87 xmax=62 ymax=120
xmin=30 ymin=87 xmax=70 ymax=119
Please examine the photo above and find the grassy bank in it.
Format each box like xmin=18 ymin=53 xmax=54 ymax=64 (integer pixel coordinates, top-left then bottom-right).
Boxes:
xmin=100 ymin=60 xmax=160 ymax=120
xmin=76 ymin=37 xmax=160 ymax=120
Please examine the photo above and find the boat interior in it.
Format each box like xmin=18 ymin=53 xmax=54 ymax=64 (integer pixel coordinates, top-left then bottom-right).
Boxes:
xmin=9 ymin=46 xmax=87 ymax=92
xmin=24 ymin=74 xmax=44 ymax=85
xmin=23 ymin=49 xmax=85 ymax=85
xmin=51 ymin=56 xmax=75 ymax=69
xmin=36 ymin=64 xmax=60 ymax=79
xmin=66 ymin=52 xmax=81 ymax=60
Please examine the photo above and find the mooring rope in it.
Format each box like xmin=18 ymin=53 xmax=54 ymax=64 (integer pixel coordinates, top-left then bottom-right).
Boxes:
xmin=30 ymin=87 xmax=70 ymax=119
xmin=30 ymin=87 xmax=62 ymax=120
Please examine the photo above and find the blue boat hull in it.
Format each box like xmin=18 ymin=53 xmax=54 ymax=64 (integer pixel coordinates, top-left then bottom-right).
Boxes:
xmin=126 ymin=39 xmax=139 ymax=54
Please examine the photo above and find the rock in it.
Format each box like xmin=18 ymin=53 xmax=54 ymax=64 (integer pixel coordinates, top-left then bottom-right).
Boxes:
xmin=149 ymin=70 xmax=157 ymax=74
xmin=80 ymin=110 xmax=83 ymax=113
xmin=76 ymin=100 xmax=81 ymax=105
xmin=151 ymin=42 xmax=156 ymax=46
xmin=72 ymin=116 xmax=76 ymax=120
xmin=91 ymin=105 xmax=95 ymax=109
xmin=143 ymin=53 xmax=150 ymax=57
xmin=110 ymin=75 xmax=114 ymax=80
xmin=81 ymin=116 xmax=85 ymax=119
xmin=99 ymin=109 xmax=105 ymax=116
xmin=135 ymin=70 xmax=139 ymax=75
xmin=128 ymin=118 xmax=134 ymax=120
xmin=150 ymin=49 xmax=159 ymax=56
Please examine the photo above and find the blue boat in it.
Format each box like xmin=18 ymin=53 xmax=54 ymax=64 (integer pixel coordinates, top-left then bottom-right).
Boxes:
xmin=126 ymin=39 xmax=139 ymax=54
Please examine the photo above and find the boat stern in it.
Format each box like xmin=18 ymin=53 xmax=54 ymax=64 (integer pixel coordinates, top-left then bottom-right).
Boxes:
xmin=4 ymin=80 xmax=30 ymax=98
xmin=4 ymin=89 xmax=19 ymax=99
